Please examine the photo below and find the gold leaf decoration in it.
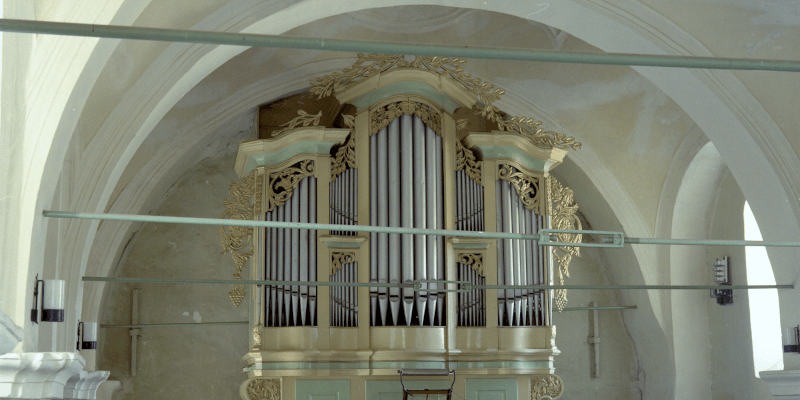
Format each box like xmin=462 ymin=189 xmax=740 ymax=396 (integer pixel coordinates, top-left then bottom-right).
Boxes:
xmin=310 ymin=54 xmax=580 ymax=151
xmin=266 ymin=160 xmax=315 ymax=212
xmin=548 ymin=176 xmax=581 ymax=312
xmin=498 ymin=164 xmax=540 ymax=212
xmin=531 ymin=375 xmax=564 ymax=400
xmin=220 ymin=169 xmax=258 ymax=307
xmin=370 ymin=100 xmax=441 ymax=136
xmin=331 ymin=133 xmax=356 ymax=180
xmin=246 ymin=379 xmax=281 ymax=400
xmin=458 ymin=253 xmax=484 ymax=276
xmin=331 ymin=252 xmax=355 ymax=274
xmin=252 ymin=325 xmax=263 ymax=351
xmin=271 ymin=110 xmax=322 ymax=138
xmin=342 ymin=114 xmax=356 ymax=128
xmin=455 ymin=140 xmax=482 ymax=184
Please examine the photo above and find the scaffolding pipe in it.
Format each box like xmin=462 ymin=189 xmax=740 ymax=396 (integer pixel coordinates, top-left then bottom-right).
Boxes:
xmin=102 ymin=322 xmax=248 ymax=328
xmin=83 ymin=277 xmax=792 ymax=290
xmin=45 ymin=211 xmax=800 ymax=248
xmin=2 ymin=19 xmax=800 ymax=72
xmin=558 ymin=306 xmax=638 ymax=311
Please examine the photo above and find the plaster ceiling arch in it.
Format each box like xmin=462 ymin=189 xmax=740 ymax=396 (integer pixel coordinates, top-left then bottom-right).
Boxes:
xmin=17 ymin=0 xmax=800 ymax=362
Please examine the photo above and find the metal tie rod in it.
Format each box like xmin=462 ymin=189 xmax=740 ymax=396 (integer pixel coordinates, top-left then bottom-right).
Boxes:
xmin=557 ymin=306 xmax=637 ymax=311
xmin=83 ymin=277 xmax=792 ymax=291
xmin=45 ymin=211 xmax=800 ymax=248
xmin=3 ymin=19 xmax=800 ymax=72
xmin=101 ymin=321 xmax=248 ymax=328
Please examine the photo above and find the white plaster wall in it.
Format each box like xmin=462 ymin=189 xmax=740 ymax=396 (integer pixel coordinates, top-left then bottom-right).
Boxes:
xmin=97 ymin=120 xmax=250 ymax=399
xmin=707 ymin=173 xmax=774 ymax=399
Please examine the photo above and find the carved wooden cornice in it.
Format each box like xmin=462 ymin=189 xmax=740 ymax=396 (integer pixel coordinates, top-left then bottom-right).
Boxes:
xmin=310 ymin=54 xmax=581 ymax=151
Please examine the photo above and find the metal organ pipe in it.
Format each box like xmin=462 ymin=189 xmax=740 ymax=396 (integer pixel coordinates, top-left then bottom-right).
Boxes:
xmin=370 ymin=112 xmax=444 ymax=326
xmin=496 ymin=166 xmax=547 ymax=327
xmin=455 ymin=148 xmax=486 ymax=327
xmin=370 ymin=135 xmax=379 ymax=326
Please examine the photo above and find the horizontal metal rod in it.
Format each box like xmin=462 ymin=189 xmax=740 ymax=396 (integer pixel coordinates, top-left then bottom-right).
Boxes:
xmin=604 ymin=236 xmax=800 ymax=247
xmin=84 ymin=277 xmax=793 ymax=291
xmin=46 ymin=210 xmax=542 ymax=241
xmin=83 ymin=276 xmax=414 ymax=288
xmin=44 ymin=211 xmax=800 ymax=248
xmin=3 ymin=19 xmax=800 ymax=72
xmin=101 ymin=321 xmax=248 ymax=328
xmin=556 ymin=306 xmax=637 ymax=311
xmin=476 ymin=284 xmax=793 ymax=290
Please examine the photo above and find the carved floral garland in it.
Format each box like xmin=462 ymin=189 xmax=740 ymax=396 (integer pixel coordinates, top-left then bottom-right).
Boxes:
xmin=458 ymin=253 xmax=484 ymax=276
xmin=265 ymin=160 xmax=315 ymax=212
xmin=548 ymin=176 xmax=582 ymax=311
xmin=331 ymin=133 xmax=356 ymax=180
xmin=499 ymin=164 xmax=540 ymax=212
xmin=310 ymin=53 xmax=581 ymax=151
xmin=270 ymin=110 xmax=322 ymax=138
xmin=455 ymin=140 xmax=482 ymax=184
xmin=531 ymin=375 xmax=564 ymax=400
xmin=370 ymin=100 xmax=442 ymax=136
xmin=331 ymin=252 xmax=356 ymax=275
xmin=219 ymin=169 xmax=259 ymax=307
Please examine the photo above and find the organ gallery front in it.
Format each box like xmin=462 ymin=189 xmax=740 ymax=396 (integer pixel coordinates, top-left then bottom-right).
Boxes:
xmin=220 ymin=55 xmax=583 ymax=400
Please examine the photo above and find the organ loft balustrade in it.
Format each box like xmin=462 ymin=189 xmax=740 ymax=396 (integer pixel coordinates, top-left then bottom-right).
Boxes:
xmin=218 ymin=55 xmax=581 ymax=398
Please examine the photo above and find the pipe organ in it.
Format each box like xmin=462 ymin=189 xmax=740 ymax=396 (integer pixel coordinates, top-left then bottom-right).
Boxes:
xmin=222 ymin=55 xmax=582 ymax=399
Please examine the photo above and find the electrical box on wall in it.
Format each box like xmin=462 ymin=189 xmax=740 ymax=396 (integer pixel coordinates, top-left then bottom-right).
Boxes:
xmin=710 ymin=256 xmax=733 ymax=305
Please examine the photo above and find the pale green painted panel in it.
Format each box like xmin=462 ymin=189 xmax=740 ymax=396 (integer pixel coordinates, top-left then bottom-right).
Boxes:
xmin=296 ymin=379 xmax=350 ymax=400
xmin=366 ymin=379 xmax=453 ymax=400
xmin=466 ymin=378 xmax=517 ymax=400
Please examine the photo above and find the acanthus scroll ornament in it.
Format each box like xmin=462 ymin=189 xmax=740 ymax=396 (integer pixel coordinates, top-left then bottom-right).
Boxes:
xmin=220 ymin=169 xmax=258 ymax=307
xmin=245 ymin=379 xmax=281 ymax=400
xmin=548 ymin=176 xmax=581 ymax=311
xmin=266 ymin=160 xmax=315 ymax=212
xmin=458 ymin=253 xmax=484 ymax=276
xmin=456 ymin=140 xmax=482 ymax=184
xmin=331 ymin=134 xmax=356 ymax=180
xmin=370 ymin=100 xmax=441 ymax=136
xmin=331 ymin=252 xmax=355 ymax=274
xmin=310 ymin=54 xmax=580 ymax=151
xmin=270 ymin=110 xmax=322 ymax=138
xmin=252 ymin=325 xmax=262 ymax=351
xmin=531 ymin=375 xmax=564 ymax=400
xmin=499 ymin=164 xmax=540 ymax=212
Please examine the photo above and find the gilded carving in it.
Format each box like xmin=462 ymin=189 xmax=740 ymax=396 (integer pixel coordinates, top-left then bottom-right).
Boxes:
xmin=370 ymin=100 xmax=441 ymax=136
xmin=310 ymin=54 xmax=581 ymax=151
xmin=456 ymin=140 xmax=482 ymax=184
xmin=456 ymin=118 xmax=468 ymax=133
xmin=342 ymin=114 xmax=356 ymax=129
xmin=246 ymin=379 xmax=281 ymax=400
xmin=270 ymin=110 xmax=322 ymax=138
xmin=549 ymin=325 xmax=557 ymax=348
xmin=266 ymin=160 xmax=315 ymax=212
xmin=458 ymin=253 xmax=484 ymax=276
xmin=499 ymin=164 xmax=540 ymax=212
xmin=252 ymin=325 xmax=262 ymax=350
xmin=531 ymin=375 xmax=564 ymax=400
xmin=220 ymin=169 xmax=258 ymax=307
xmin=548 ymin=176 xmax=582 ymax=311
xmin=331 ymin=134 xmax=356 ymax=180
xmin=331 ymin=252 xmax=355 ymax=274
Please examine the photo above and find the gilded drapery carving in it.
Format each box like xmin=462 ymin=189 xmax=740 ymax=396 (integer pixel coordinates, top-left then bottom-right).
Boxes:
xmin=310 ymin=53 xmax=581 ymax=151
xmin=245 ymin=379 xmax=281 ymax=400
xmin=531 ymin=375 xmax=563 ymax=400
xmin=331 ymin=134 xmax=356 ymax=180
xmin=266 ymin=160 xmax=315 ymax=212
xmin=270 ymin=110 xmax=322 ymax=138
xmin=458 ymin=253 xmax=484 ymax=276
xmin=548 ymin=177 xmax=581 ymax=311
xmin=370 ymin=100 xmax=442 ymax=136
xmin=220 ymin=169 xmax=259 ymax=307
xmin=499 ymin=164 xmax=541 ymax=212
xmin=455 ymin=140 xmax=482 ymax=184
xmin=331 ymin=252 xmax=355 ymax=274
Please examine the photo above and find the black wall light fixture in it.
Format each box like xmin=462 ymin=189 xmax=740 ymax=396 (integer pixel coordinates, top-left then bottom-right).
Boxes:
xmin=77 ymin=321 xmax=98 ymax=350
xmin=710 ymin=256 xmax=733 ymax=305
xmin=30 ymin=274 xmax=66 ymax=323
